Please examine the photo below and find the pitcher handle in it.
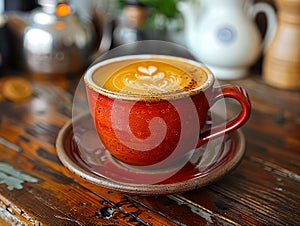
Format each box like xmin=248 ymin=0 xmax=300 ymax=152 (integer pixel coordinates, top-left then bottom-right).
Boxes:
xmin=90 ymin=8 xmax=112 ymax=61
xmin=252 ymin=2 xmax=277 ymax=52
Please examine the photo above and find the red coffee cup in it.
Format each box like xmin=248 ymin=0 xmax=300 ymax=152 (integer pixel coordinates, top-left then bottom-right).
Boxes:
xmin=84 ymin=55 xmax=251 ymax=167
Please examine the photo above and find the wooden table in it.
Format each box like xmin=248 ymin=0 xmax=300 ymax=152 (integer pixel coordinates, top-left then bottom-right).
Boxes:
xmin=0 ymin=70 xmax=299 ymax=225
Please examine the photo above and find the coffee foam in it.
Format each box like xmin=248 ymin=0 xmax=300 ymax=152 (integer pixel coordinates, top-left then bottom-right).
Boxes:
xmin=103 ymin=60 xmax=203 ymax=95
xmin=85 ymin=55 xmax=213 ymax=101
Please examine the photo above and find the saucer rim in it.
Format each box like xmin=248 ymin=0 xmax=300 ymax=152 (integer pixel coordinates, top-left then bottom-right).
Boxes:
xmin=56 ymin=114 xmax=246 ymax=195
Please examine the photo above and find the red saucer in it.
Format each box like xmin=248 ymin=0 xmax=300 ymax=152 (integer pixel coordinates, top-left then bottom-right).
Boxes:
xmin=56 ymin=113 xmax=246 ymax=195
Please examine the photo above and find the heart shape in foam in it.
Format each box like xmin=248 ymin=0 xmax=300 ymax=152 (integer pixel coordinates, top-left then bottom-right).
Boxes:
xmin=138 ymin=66 xmax=158 ymax=75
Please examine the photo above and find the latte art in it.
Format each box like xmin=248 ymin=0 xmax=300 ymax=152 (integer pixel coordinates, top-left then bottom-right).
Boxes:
xmin=103 ymin=60 xmax=200 ymax=95
xmin=116 ymin=64 xmax=183 ymax=94
xmin=86 ymin=55 xmax=212 ymax=101
xmin=127 ymin=72 xmax=181 ymax=92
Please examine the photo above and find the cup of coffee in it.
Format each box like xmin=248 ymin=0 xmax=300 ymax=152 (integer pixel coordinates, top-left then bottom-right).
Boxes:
xmin=84 ymin=54 xmax=251 ymax=167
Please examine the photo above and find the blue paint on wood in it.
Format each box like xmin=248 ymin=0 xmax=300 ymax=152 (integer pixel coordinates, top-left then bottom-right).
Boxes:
xmin=0 ymin=162 xmax=38 ymax=190
xmin=0 ymin=137 xmax=22 ymax=152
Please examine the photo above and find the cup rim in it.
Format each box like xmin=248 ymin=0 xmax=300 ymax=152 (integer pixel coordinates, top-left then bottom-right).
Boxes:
xmin=84 ymin=54 xmax=214 ymax=101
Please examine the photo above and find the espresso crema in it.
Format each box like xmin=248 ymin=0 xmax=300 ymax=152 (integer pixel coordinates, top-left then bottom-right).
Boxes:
xmin=87 ymin=55 xmax=213 ymax=100
xmin=104 ymin=60 xmax=205 ymax=95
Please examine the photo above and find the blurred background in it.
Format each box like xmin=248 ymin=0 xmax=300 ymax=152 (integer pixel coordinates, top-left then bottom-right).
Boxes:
xmin=0 ymin=0 xmax=299 ymax=90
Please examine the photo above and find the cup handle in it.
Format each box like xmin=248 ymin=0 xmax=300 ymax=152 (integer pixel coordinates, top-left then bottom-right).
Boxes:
xmin=196 ymin=84 xmax=251 ymax=147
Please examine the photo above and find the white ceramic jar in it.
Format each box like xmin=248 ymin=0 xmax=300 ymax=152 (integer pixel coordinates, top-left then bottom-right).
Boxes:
xmin=179 ymin=0 xmax=277 ymax=80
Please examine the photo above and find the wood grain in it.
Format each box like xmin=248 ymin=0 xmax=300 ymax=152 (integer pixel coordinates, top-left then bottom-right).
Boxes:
xmin=0 ymin=73 xmax=299 ymax=225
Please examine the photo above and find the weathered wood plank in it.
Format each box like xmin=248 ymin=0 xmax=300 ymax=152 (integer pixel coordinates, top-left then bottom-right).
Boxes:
xmin=0 ymin=204 xmax=27 ymax=226
xmin=178 ymin=156 xmax=300 ymax=225
xmin=0 ymin=72 xmax=299 ymax=225
xmin=0 ymin=126 xmax=180 ymax=225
